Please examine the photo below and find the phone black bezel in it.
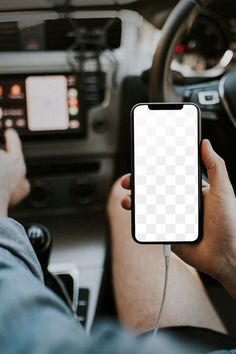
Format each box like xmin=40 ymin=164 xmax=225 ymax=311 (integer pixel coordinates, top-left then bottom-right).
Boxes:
xmin=131 ymin=102 xmax=202 ymax=244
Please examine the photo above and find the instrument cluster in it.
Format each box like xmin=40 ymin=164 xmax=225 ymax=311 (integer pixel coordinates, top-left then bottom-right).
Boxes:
xmin=172 ymin=11 xmax=236 ymax=81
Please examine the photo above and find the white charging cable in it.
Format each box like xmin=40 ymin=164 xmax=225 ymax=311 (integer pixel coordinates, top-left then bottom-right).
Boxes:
xmin=152 ymin=244 xmax=171 ymax=337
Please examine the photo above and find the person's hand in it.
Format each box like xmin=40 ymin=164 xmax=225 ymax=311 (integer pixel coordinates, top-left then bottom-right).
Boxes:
xmin=0 ymin=129 xmax=30 ymax=217
xmin=120 ymin=139 xmax=236 ymax=298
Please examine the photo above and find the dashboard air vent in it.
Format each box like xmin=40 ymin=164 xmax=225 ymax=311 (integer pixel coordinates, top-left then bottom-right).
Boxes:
xmin=45 ymin=17 xmax=121 ymax=51
xmin=0 ymin=22 xmax=20 ymax=51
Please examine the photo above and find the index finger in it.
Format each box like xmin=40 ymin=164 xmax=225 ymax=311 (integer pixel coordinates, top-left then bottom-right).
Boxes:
xmin=5 ymin=129 xmax=23 ymax=158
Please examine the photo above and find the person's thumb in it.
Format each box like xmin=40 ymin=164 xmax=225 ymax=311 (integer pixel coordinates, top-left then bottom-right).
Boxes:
xmin=201 ymin=139 xmax=234 ymax=194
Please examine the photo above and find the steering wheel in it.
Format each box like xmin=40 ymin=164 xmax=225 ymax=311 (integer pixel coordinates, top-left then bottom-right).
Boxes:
xmin=149 ymin=0 xmax=236 ymax=188
xmin=149 ymin=0 xmax=236 ymax=129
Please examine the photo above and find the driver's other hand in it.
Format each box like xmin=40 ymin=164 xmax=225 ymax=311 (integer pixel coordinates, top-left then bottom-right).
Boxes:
xmin=120 ymin=139 xmax=236 ymax=299
xmin=0 ymin=129 xmax=30 ymax=217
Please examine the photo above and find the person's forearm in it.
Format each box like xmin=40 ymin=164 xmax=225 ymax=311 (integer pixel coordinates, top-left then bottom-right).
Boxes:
xmin=218 ymin=252 xmax=236 ymax=299
xmin=0 ymin=217 xmax=43 ymax=280
xmin=0 ymin=192 xmax=9 ymax=217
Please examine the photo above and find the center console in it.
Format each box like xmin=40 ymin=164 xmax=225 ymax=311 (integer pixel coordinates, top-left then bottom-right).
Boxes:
xmin=2 ymin=51 xmax=116 ymax=216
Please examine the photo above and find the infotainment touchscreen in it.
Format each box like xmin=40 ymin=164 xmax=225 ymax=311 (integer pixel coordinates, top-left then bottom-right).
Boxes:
xmin=0 ymin=74 xmax=84 ymax=137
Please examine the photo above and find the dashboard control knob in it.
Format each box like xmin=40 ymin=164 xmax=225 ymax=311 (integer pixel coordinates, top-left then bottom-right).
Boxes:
xmin=92 ymin=117 xmax=108 ymax=133
xmin=73 ymin=178 xmax=95 ymax=204
xmin=29 ymin=181 xmax=50 ymax=208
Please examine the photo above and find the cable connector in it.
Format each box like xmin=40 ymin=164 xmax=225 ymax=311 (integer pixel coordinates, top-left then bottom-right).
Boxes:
xmin=164 ymin=244 xmax=171 ymax=266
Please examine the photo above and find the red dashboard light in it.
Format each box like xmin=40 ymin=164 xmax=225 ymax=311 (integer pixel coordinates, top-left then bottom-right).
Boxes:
xmin=175 ymin=44 xmax=186 ymax=54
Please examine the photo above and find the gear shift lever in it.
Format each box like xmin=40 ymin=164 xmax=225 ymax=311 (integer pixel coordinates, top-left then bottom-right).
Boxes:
xmin=25 ymin=224 xmax=52 ymax=274
xmin=25 ymin=225 xmax=75 ymax=309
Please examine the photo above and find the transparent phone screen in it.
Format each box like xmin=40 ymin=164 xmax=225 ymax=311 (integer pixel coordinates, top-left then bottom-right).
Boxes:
xmin=133 ymin=105 xmax=199 ymax=242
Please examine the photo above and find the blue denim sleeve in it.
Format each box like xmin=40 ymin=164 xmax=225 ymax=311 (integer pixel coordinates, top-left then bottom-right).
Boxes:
xmin=0 ymin=218 xmax=159 ymax=354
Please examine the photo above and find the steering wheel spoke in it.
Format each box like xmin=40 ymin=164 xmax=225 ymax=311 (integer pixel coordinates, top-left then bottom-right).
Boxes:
xmin=181 ymin=80 xmax=223 ymax=120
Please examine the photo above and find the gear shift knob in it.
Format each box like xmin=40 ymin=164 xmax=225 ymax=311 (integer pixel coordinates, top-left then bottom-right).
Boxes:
xmin=25 ymin=224 xmax=52 ymax=273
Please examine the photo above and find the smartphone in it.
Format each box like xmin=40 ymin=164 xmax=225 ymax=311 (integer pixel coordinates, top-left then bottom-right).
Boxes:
xmin=131 ymin=103 xmax=201 ymax=243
